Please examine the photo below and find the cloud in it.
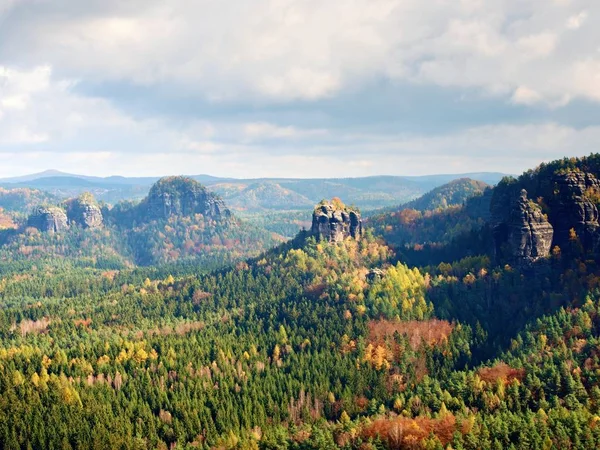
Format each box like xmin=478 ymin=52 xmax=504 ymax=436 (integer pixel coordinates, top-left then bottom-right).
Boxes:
xmin=0 ymin=1 xmax=598 ymax=178
xmin=242 ymin=122 xmax=328 ymax=141
xmin=0 ymin=65 xmax=138 ymax=146
xmin=511 ymin=86 xmax=543 ymax=105
xmin=0 ymin=68 xmax=596 ymax=180
xmin=567 ymin=11 xmax=588 ymax=30
xmin=516 ymin=33 xmax=558 ymax=58
xmin=0 ymin=0 xmax=598 ymax=105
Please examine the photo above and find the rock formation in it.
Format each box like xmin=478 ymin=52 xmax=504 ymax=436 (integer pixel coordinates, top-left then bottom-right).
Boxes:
xmin=366 ymin=268 xmax=385 ymax=283
xmin=65 ymin=195 xmax=103 ymax=228
xmin=549 ymin=171 xmax=600 ymax=249
xmin=311 ymin=200 xmax=362 ymax=242
xmin=27 ymin=206 xmax=69 ymax=233
xmin=491 ymin=189 xmax=553 ymax=265
xmin=144 ymin=176 xmax=231 ymax=221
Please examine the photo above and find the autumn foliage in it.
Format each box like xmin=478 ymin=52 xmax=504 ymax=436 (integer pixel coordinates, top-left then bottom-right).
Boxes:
xmin=477 ymin=362 xmax=525 ymax=384
xmin=362 ymin=414 xmax=462 ymax=448
xmin=368 ymin=319 xmax=453 ymax=350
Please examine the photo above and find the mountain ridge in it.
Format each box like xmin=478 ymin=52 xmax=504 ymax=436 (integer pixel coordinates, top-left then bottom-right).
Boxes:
xmin=0 ymin=171 xmax=508 ymax=213
xmin=0 ymin=170 xmax=510 ymax=185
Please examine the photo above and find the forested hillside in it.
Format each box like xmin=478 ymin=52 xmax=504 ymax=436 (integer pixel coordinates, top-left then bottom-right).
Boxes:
xmin=0 ymin=177 xmax=279 ymax=271
xmin=367 ymin=180 xmax=493 ymax=266
xmin=401 ymin=178 xmax=489 ymax=212
xmin=1 ymin=157 xmax=600 ymax=448
xmin=0 ymin=187 xmax=60 ymax=214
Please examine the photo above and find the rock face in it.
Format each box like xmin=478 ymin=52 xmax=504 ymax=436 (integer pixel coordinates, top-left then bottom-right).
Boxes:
xmin=66 ymin=196 xmax=103 ymax=228
xmin=549 ymin=171 xmax=600 ymax=249
xmin=144 ymin=177 xmax=231 ymax=221
xmin=311 ymin=201 xmax=362 ymax=242
xmin=27 ymin=206 xmax=69 ymax=233
xmin=491 ymin=189 xmax=554 ymax=265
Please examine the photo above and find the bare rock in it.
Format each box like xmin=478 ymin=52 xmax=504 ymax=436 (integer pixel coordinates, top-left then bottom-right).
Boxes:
xmin=27 ymin=206 xmax=69 ymax=233
xmin=311 ymin=200 xmax=363 ymax=242
xmin=65 ymin=194 xmax=103 ymax=228
xmin=366 ymin=268 xmax=385 ymax=282
xmin=550 ymin=171 xmax=600 ymax=249
xmin=144 ymin=176 xmax=231 ymax=221
xmin=492 ymin=189 xmax=553 ymax=265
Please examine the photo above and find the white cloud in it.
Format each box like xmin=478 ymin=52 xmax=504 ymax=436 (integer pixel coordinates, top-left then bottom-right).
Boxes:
xmin=0 ymin=65 xmax=136 ymax=146
xmin=0 ymin=88 xmax=596 ymax=178
xmin=0 ymin=1 xmax=598 ymax=178
xmin=0 ymin=0 xmax=597 ymax=105
xmin=511 ymin=86 xmax=543 ymax=105
xmin=567 ymin=11 xmax=588 ymax=29
xmin=573 ymin=59 xmax=600 ymax=100
xmin=516 ymin=33 xmax=557 ymax=58
xmin=243 ymin=122 xmax=327 ymax=141
xmin=178 ymin=138 xmax=220 ymax=154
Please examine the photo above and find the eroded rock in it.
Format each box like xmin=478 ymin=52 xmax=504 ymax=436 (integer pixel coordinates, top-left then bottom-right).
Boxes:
xmin=492 ymin=189 xmax=553 ymax=265
xmin=311 ymin=200 xmax=362 ymax=242
xmin=550 ymin=171 xmax=600 ymax=249
xmin=65 ymin=195 xmax=103 ymax=228
xmin=27 ymin=206 xmax=69 ymax=233
xmin=144 ymin=176 xmax=231 ymax=221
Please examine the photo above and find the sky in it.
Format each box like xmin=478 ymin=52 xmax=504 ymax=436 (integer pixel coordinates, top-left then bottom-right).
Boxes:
xmin=0 ymin=0 xmax=599 ymax=178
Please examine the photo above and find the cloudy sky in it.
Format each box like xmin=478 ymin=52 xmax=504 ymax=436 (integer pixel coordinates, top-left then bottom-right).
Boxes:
xmin=0 ymin=0 xmax=599 ymax=178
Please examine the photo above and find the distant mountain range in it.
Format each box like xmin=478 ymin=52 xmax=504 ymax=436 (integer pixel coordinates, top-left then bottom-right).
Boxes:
xmin=0 ymin=170 xmax=509 ymax=211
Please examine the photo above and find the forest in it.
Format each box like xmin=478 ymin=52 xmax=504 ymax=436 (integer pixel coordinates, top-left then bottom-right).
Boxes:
xmin=1 ymin=156 xmax=600 ymax=448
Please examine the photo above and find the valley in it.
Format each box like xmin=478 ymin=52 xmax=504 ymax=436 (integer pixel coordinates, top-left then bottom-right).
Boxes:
xmin=0 ymin=157 xmax=599 ymax=448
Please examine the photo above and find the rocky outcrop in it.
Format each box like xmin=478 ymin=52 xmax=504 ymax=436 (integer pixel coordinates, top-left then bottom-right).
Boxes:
xmin=366 ymin=268 xmax=385 ymax=283
xmin=144 ymin=177 xmax=231 ymax=221
xmin=491 ymin=189 xmax=553 ymax=266
xmin=27 ymin=206 xmax=69 ymax=233
xmin=65 ymin=195 xmax=103 ymax=228
xmin=549 ymin=171 xmax=600 ymax=249
xmin=311 ymin=201 xmax=362 ymax=242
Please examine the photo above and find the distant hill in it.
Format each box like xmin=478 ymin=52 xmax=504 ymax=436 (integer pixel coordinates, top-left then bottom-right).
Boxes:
xmin=0 ymin=177 xmax=279 ymax=269
xmin=0 ymin=187 xmax=61 ymax=214
xmin=402 ymin=178 xmax=489 ymax=211
xmin=0 ymin=171 xmax=508 ymax=212
xmin=0 ymin=169 xmax=161 ymax=185
xmin=225 ymin=182 xmax=314 ymax=211
xmin=401 ymin=172 xmax=505 ymax=188
xmin=0 ymin=176 xmax=150 ymax=204
xmin=368 ymin=178 xmax=493 ymax=264
xmin=0 ymin=169 xmax=71 ymax=183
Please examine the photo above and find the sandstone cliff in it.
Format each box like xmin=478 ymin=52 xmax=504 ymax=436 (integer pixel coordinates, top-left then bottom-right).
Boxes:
xmin=491 ymin=164 xmax=600 ymax=265
xmin=143 ymin=177 xmax=231 ymax=221
xmin=27 ymin=206 xmax=69 ymax=233
xmin=548 ymin=171 xmax=600 ymax=250
xmin=491 ymin=189 xmax=553 ymax=265
xmin=311 ymin=200 xmax=362 ymax=242
xmin=65 ymin=194 xmax=103 ymax=228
